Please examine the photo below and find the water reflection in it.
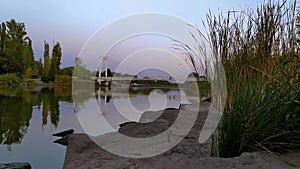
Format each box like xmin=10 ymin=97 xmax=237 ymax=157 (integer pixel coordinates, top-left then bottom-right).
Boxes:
xmin=96 ymin=87 xmax=184 ymax=115
xmin=0 ymin=87 xmax=72 ymax=145
xmin=0 ymin=92 xmax=31 ymax=145
xmin=77 ymin=86 xmax=192 ymax=137
xmin=0 ymin=84 xmax=209 ymax=145
xmin=0 ymin=85 xmax=209 ymax=169
xmin=97 ymin=87 xmax=111 ymax=115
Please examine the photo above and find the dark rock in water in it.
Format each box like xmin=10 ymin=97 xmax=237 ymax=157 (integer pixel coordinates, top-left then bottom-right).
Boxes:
xmin=201 ymin=97 xmax=211 ymax=102
xmin=54 ymin=135 xmax=69 ymax=146
xmin=0 ymin=162 xmax=31 ymax=169
xmin=164 ymin=107 xmax=179 ymax=110
xmin=118 ymin=121 xmax=136 ymax=128
xmin=52 ymin=129 xmax=74 ymax=137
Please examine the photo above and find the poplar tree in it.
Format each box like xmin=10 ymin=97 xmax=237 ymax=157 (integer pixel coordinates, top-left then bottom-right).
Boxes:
xmin=42 ymin=41 xmax=51 ymax=82
xmin=49 ymin=42 xmax=62 ymax=81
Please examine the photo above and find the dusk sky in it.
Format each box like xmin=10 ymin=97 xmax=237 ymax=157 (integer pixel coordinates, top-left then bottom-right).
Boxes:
xmin=1 ymin=0 xmax=259 ymax=72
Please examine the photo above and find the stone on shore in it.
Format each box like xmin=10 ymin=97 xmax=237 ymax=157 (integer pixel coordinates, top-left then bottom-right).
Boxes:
xmin=0 ymin=162 xmax=31 ymax=169
xmin=54 ymin=135 xmax=69 ymax=146
xmin=52 ymin=129 xmax=74 ymax=137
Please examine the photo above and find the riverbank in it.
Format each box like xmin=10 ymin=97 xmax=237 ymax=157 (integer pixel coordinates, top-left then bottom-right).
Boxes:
xmin=0 ymin=73 xmax=73 ymax=88
xmin=21 ymin=77 xmax=72 ymax=88
xmin=63 ymin=102 xmax=299 ymax=169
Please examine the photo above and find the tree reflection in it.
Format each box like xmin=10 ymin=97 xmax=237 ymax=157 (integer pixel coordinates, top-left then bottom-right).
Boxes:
xmin=0 ymin=87 xmax=74 ymax=145
xmin=41 ymin=88 xmax=59 ymax=127
xmin=0 ymin=89 xmax=32 ymax=145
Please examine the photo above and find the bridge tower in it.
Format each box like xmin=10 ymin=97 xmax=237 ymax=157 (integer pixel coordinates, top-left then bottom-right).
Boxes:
xmin=98 ymin=56 xmax=110 ymax=86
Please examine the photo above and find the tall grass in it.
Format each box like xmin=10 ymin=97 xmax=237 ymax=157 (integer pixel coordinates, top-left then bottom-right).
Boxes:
xmin=205 ymin=0 xmax=300 ymax=158
xmin=174 ymin=0 xmax=300 ymax=160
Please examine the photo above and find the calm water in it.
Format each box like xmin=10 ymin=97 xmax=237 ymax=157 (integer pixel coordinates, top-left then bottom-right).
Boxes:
xmin=0 ymin=87 xmax=195 ymax=169
xmin=0 ymin=87 xmax=83 ymax=169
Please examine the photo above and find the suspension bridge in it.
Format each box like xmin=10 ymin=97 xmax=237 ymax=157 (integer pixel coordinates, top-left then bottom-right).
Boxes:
xmin=96 ymin=56 xmax=207 ymax=85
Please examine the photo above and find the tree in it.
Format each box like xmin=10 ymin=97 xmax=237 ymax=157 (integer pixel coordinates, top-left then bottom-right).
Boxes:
xmin=42 ymin=41 xmax=51 ymax=82
xmin=49 ymin=42 xmax=62 ymax=81
xmin=100 ymin=68 xmax=112 ymax=77
xmin=73 ymin=57 xmax=91 ymax=79
xmin=22 ymin=37 xmax=34 ymax=78
xmin=75 ymin=57 xmax=82 ymax=66
xmin=24 ymin=67 xmax=33 ymax=78
xmin=0 ymin=23 xmax=7 ymax=74
xmin=0 ymin=19 xmax=34 ymax=77
xmin=32 ymin=59 xmax=43 ymax=78
xmin=5 ymin=19 xmax=26 ymax=40
xmin=58 ymin=66 xmax=74 ymax=76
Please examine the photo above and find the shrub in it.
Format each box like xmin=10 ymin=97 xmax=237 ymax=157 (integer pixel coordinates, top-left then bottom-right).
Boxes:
xmin=54 ymin=75 xmax=72 ymax=87
xmin=0 ymin=73 xmax=22 ymax=86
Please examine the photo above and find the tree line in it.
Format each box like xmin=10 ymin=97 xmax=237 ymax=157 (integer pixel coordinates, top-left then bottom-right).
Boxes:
xmin=0 ymin=19 xmax=62 ymax=82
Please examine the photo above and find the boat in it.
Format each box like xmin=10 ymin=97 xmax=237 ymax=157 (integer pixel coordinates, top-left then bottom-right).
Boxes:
xmin=129 ymin=83 xmax=150 ymax=90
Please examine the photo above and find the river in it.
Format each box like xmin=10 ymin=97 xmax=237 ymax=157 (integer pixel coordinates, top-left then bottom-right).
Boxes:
xmin=0 ymin=86 xmax=202 ymax=169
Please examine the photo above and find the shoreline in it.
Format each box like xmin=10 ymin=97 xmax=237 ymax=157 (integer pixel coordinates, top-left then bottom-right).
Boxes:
xmin=63 ymin=102 xmax=299 ymax=169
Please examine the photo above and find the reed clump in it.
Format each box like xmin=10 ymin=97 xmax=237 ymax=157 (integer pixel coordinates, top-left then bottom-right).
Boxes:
xmin=207 ymin=0 xmax=300 ymax=158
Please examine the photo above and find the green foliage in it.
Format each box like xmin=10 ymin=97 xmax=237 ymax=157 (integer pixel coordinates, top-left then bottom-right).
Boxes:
xmin=203 ymin=0 xmax=300 ymax=158
xmin=58 ymin=66 xmax=74 ymax=76
xmin=73 ymin=57 xmax=93 ymax=80
xmin=22 ymin=38 xmax=34 ymax=71
xmin=0 ymin=73 xmax=21 ymax=86
xmin=22 ymin=79 xmax=36 ymax=85
xmin=0 ymin=87 xmax=74 ymax=144
xmin=41 ymin=41 xmax=62 ymax=82
xmin=174 ymin=0 xmax=300 ymax=161
xmin=100 ymin=68 xmax=113 ymax=77
xmin=24 ymin=67 xmax=33 ymax=78
xmin=0 ymin=19 xmax=34 ymax=77
xmin=54 ymin=75 xmax=72 ymax=87
xmin=41 ymin=41 xmax=51 ymax=82
xmin=32 ymin=59 xmax=43 ymax=78
xmin=184 ymin=81 xmax=211 ymax=98
xmin=73 ymin=65 xmax=92 ymax=80
xmin=212 ymin=60 xmax=300 ymax=158
xmin=49 ymin=42 xmax=62 ymax=81
xmin=0 ymin=90 xmax=32 ymax=144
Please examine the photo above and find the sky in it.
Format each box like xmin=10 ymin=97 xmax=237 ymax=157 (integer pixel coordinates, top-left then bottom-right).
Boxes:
xmin=1 ymin=0 xmax=260 ymax=76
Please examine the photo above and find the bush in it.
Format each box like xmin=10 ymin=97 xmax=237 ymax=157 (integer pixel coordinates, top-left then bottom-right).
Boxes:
xmin=54 ymin=75 xmax=72 ymax=87
xmin=0 ymin=73 xmax=22 ymax=86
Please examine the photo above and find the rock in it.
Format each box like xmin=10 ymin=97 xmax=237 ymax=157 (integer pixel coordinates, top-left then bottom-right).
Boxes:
xmin=63 ymin=134 xmax=299 ymax=169
xmin=64 ymin=103 xmax=211 ymax=168
xmin=119 ymin=119 xmax=169 ymax=138
xmin=63 ymin=102 xmax=299 ymax=169
xmin=52 ymin=129 xmax=74 ymax=137
xmin=201 ymin=97 xmax=211 ymax=102
xmin=119 ymin=122 xmax=136 ymax=128
xmin=139 ymin=110 xmax=164 ymax=123
xmin=0 ymin=162 xmax=31 ymax=169
xmin=54 ymin=135 xmax=69 ymax=146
